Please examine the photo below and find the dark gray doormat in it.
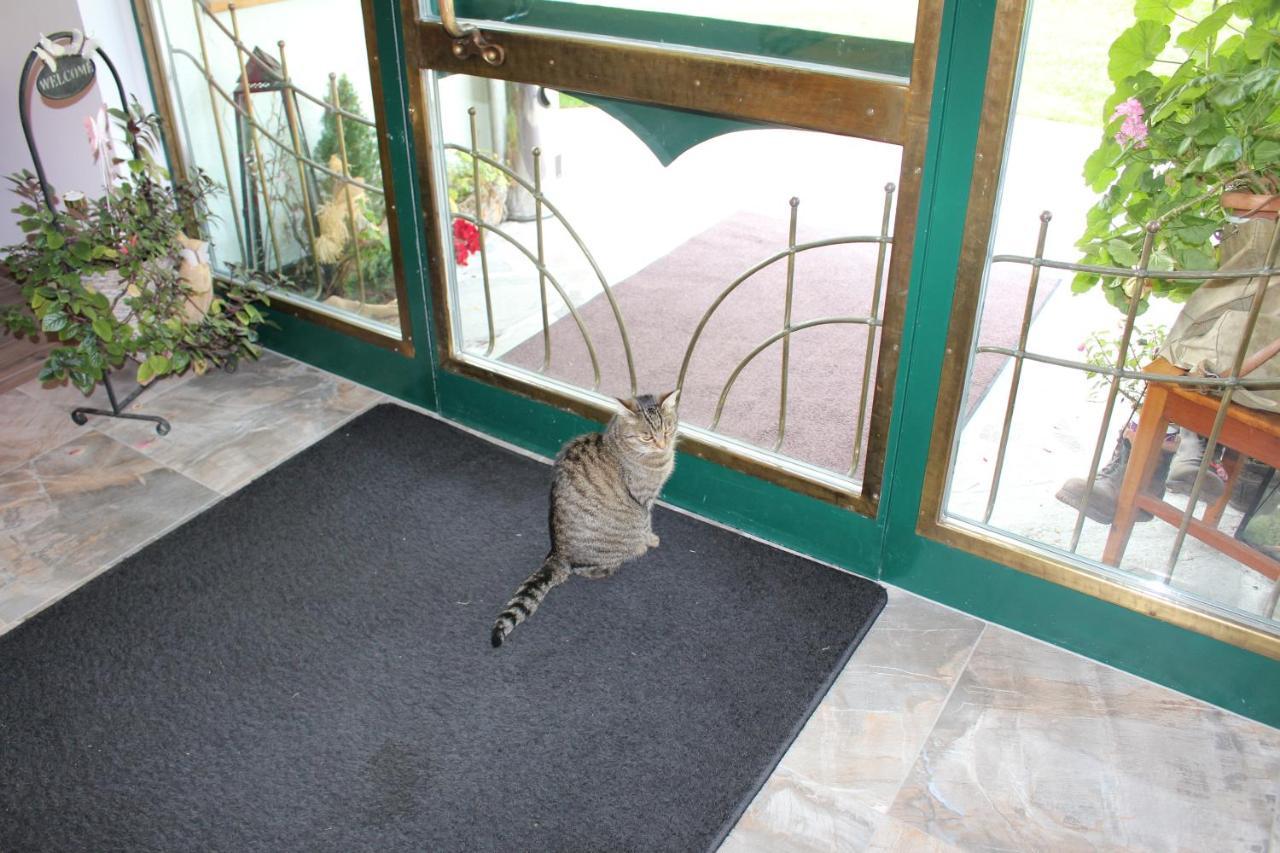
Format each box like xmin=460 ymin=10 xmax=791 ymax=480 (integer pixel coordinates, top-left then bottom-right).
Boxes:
xmin=0 ymin=404 xmax=885 ymax=852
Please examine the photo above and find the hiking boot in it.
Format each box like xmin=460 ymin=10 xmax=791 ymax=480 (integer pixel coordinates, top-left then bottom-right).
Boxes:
xmin=1054 ymin=428 xmax=1175 ymax=524
xmin=1229 ymin=457 xmax=1274 ymax=514
xmin=1165 ymin=429 xmax=1227 ymax=503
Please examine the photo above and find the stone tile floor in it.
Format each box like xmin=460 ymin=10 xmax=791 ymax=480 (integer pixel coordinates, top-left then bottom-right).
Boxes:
xmin=1 ymin=351 xmax=1276 ymax=852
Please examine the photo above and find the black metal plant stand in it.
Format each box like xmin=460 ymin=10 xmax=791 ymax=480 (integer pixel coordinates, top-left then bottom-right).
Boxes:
xmin=18 ymin=31 xmax=173 ymax=434
xmin=71 ymin=373 xmax=171 ymax=435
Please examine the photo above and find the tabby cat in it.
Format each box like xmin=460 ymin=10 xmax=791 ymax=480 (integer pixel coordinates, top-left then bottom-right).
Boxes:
xmin=491 ymin=390 xmax=679 ymax=647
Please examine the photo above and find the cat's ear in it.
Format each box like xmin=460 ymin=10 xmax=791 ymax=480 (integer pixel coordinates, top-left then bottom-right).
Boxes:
xmin=658 ymin=389 xmax=679 ymax=412
xmin=615 ymin=397 xmax=641 ymax=416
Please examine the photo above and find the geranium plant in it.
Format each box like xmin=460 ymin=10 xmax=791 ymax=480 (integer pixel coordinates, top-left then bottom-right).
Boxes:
xmin=452 ymin=217 xmax=480 ymax=266
xmin=445 ymin=149 xmax=509 ymax=225
xmin=0 ymin=100 xmax=269 ymax=394
xmin=1074 ymin=0 xmax=1280 ymax=311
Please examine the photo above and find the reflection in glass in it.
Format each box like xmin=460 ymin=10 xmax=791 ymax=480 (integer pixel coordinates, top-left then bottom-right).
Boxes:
xmin=145 ymin=0 xmax=401 ymax=332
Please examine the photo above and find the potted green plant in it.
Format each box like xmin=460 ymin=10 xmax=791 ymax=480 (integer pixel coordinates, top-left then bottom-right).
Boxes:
xmin=446 ymin=149 xmax=509 ymax=226
xmin=0 ymin=100 xmax=269 ymax=396
xmin=1074 ymin=0 xmax=1279 ymax=309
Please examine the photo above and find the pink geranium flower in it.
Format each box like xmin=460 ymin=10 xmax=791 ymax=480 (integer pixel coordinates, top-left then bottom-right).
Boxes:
xmin=1111 ymin=99 xmax=1149 ymax=149
xmin=1112 ymin=98 xmax=1145 ymax=121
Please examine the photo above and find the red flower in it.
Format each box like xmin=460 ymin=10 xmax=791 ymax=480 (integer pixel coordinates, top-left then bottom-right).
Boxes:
xmin=452 ymin=217 xmax=480 ymax=266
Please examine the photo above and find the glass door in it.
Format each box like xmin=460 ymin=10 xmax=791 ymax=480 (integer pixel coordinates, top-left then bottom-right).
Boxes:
xmin=405 ymin=0 xmax=942 ymax=520
xmin=136 ymin=0 xmax=417 ymax=353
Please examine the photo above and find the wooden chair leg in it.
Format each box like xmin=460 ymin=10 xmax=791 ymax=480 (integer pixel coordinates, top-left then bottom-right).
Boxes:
xmin=1203 ymin=448 xmax=1242 ymax=529
xmin=1103 ymin=387 xmax=1171 ymax=566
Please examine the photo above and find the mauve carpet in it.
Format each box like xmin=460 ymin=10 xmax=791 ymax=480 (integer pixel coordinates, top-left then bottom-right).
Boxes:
xmin=505 ymin=212 xmax=1057 ymax=475
xmin=0 ymin=403 xmax=886 ymax=852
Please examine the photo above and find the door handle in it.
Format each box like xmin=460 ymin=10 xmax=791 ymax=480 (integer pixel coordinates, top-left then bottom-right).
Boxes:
xmin=437 ymin=0 xmax=506 ymax=66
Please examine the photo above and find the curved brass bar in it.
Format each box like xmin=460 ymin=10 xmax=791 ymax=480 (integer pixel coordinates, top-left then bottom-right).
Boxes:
xmin=992 ymin=253 xmax=1280 ymax=282
xmin=190 ymin=0 xmax=246 ymax=261
xmin=1164 ymin=220 xmax=1280 ymax=577
xmin=850 ymin=182 xmax=897 ymax=476
xmin=170 ymin=49 xmax=385 ymax=197
xmin=676 ymin=235 xmax=891 ymax=395
xmin=982 ymin=209 xmax=1049 ymax=523
xmin=710 ymin=315 xmax=879 ymax=432
xmin=229 ymin=4 xmax=282 ymax=275
xmin=533 ymin=148 xmax=551 ymax=373
xmin=330 ymin=71 xmax=369 ymax=306
xmin=453 ymin=212 xmax=603 ymax=390
xmin=466 ymin=109 xmax=495 ymax=355
xmin=436 ymin=0 xmax=472 ymax=38
xmin=278 ymin=41 xmax=326 ymax=297
xmin=444 ymin=143 xmax=637 ymax=394
xmin=976 ymin=344 xmax=1280 ymax=391
xmin=288 ymin=79 xmax=377 ymax=129
xmin=1068 ymin=226 xmax=1156 ymax=553
xmin=775 ymin=198 xmax=800 ymax=452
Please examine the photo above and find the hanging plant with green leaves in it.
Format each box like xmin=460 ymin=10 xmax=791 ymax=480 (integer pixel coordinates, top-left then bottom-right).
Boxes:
xmin=0 ymin=100 xmax=269 ymax=393
xmin=1074 ymin=0 xmax=1280 ymax=312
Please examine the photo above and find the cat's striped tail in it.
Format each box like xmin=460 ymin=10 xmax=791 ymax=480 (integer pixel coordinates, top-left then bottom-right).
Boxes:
xmin=491 ymin=555 xmax=570 ymax=647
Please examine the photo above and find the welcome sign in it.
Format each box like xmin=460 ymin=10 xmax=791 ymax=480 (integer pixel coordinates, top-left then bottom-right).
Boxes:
xmin=35 ymin=53 xmax=96 ymax=101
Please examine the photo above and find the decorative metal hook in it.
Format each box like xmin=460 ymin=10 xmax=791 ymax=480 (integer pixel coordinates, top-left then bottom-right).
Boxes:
xmin=437 ymin=0 xmax=505 ymax=65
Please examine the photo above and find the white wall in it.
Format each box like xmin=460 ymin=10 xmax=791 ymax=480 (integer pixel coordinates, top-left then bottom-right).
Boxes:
xmin=4 ymin=2 xmax=85 ymax=245
xmin=78 ymin=0 xmax=156 ymax=115
xmin=1 ymin=0 xmax=155 ymax=246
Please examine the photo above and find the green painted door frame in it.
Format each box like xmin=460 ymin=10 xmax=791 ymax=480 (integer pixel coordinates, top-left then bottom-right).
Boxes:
xmin=258 ymin=1 xmax=440 ymax=411
xmin=185 ymin=0 xmax=1278 ymax=725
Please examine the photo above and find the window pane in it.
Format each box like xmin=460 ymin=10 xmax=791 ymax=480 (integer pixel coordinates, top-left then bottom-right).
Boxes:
xmin=431 ymin=74 xmax=902 ymax=483
xmin=149 ymin=0 xmax=402 ymax=333
xmin=944 ymin=0 xmax=1280 ymax=635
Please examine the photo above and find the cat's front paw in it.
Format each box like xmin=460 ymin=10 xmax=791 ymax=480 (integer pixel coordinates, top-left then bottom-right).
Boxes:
xmin=646 ymin=532 xmax=660 ymax=548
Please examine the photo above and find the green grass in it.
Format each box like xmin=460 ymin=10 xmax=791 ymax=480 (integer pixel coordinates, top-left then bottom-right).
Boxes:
xmin=1018 ymin=0 xmax=1223 ymax=127
xmin=1018 ymin=0 xmax=1135 ymax=126
xmin=558 ymin=92 xmax=589 ymax=108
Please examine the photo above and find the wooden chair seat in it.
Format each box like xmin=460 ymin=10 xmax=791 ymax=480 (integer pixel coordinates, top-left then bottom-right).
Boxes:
xmin=1103 ymin=358 xmax=1280 ymax=583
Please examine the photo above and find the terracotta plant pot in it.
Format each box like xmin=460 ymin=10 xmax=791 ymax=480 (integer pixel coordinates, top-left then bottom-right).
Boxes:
xmin=1222 ymin=192 xmax=1280 ymax=221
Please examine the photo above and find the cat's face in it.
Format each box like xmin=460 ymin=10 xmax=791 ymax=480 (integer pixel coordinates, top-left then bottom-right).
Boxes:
xmin=615 ymin=390 xmax=679 ymax=455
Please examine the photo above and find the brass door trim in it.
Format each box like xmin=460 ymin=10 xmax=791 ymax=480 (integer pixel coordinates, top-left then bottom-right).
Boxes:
xmin=914 ymin=0 xmax=1280 ymax=659
xmin=862 ymin=0 xmax=942 ymax=505
xmin=404 ymin=0 xmax=941 ymax=516
xmin=214 ymin=272 xmax=413 ymax=354
xmin=929 ymin=517 xmax=1280 ymax=660
xmin=404 ymin=18 xmax=910 ymax=146
xmin=131 ymin=0 xmax=417 ymax=356
xmin=445 ymin=351 xmax=876 ymax=514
